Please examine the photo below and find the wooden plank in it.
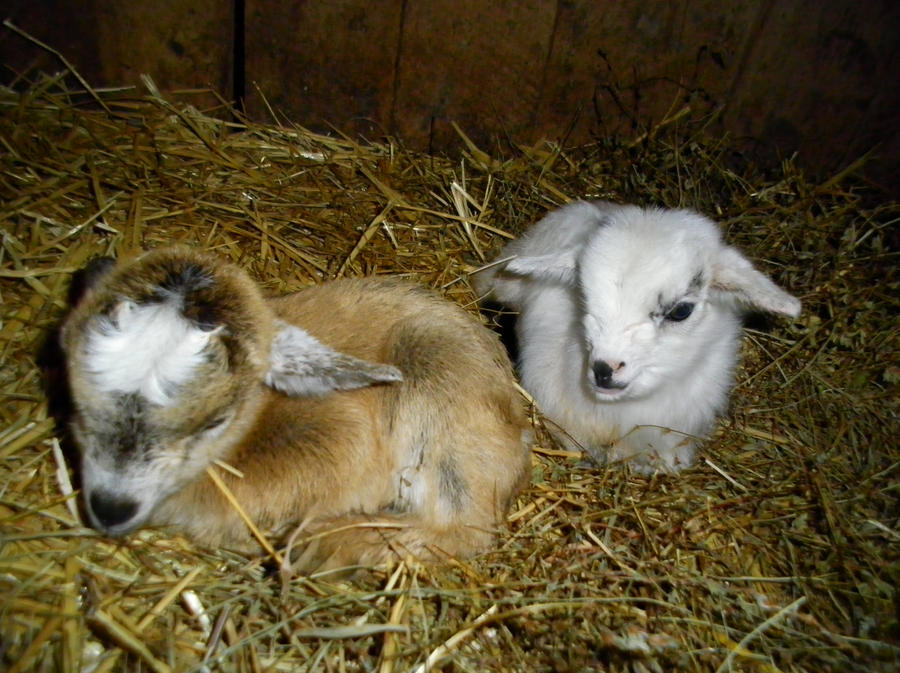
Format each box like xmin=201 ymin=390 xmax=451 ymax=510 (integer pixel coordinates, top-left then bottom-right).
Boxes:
xmin=390 ymin=0 xmax=556 ymax=152
xmin=244 ymin=0 xmax=404 ymax=137
xmin=2 ymin=0 xmax=232 ymax=109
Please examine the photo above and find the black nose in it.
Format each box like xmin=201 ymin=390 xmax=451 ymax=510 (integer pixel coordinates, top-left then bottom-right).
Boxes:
xmin=89 ymin=490 xmax=138 ymax=529
xmin=593 ymin=360 xmax=627 ymax=390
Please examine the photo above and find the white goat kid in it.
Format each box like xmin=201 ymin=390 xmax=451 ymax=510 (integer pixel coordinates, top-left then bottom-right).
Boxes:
xmin=62 ymin=247 xmax=531 ymax=571
xmin=474 ymin=201 xmax=801 ymax=473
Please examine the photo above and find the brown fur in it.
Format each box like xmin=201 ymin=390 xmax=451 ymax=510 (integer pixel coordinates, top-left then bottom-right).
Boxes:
xmin=62 ymin=248 xmax=531 ymax=572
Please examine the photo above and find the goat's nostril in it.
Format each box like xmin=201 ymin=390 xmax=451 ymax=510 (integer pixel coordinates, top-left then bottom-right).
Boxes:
xmin=89 ymin=490 xmax=138 ymax=529
xmin=592 ymin=360 xmax=627 ymax=390
xmin=593 ymin=360 xmax=614 ymax=386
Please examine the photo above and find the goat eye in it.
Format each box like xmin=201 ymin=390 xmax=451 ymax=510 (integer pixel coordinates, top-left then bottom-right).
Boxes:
xmin=665 ymin=302 xmax=695 ymax=322
xmin=200 ymin=416 xmax=228 ymax=432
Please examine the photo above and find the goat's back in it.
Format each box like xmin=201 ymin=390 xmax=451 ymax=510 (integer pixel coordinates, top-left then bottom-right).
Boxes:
xmin=274 ymin=276 xmax=529 ymax=515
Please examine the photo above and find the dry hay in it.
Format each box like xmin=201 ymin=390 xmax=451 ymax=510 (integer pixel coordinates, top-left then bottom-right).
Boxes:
xmin=0 ymin=70 xmax=898 ymax=673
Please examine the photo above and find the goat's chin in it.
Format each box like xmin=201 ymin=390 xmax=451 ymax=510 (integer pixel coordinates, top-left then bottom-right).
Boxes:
xmin=97 ymin=518 xmax=145 ymax=538
xmin=87 ymin=503 xmax=155 ymax=538
xmin=587 ymin=385 xmax=630 ymax=402
xmin=584 ymin=374 xmax=660 ymax=403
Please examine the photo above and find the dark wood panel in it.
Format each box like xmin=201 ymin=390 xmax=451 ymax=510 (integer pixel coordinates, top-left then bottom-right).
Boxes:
xmin=245 ymin=0 xmax=404 ymax=139
xmin=533 ymin=1 xmax=761 ymax=142
xmin=1 ymin=1 xmax=897 ymax=187
xmin=1 ymin=0 xmax=232 ymax=109
xmin=390 ymin=0 xmax=556 ymax=152
xmin=722 ymin=0 xmax=900 ymax=181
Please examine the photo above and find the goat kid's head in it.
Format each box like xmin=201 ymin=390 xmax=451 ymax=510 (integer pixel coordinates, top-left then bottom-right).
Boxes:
xmin=61 ymin=247 xmax=401 ymax=537
xmin=505 ymin=205 xmax=801 ymax=401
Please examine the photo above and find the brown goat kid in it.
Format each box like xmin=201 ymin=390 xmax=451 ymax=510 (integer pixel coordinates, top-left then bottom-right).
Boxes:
xmin=60 ymin=247 xmax=531 ymax=571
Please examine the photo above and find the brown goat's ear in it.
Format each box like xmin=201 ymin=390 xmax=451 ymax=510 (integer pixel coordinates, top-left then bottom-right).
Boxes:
xmin=68 ymin=256 xmax=117 ymax=307
xmin=264 ymin=322 xmax=403 ymax=397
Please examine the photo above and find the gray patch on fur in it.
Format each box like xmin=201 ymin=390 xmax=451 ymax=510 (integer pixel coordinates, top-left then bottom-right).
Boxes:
xmin=688 ymin=270 xmax=706 ymax=293
xmin=90 ymin=393 xmax=153 ymax=466
xmin=438 ymin=454 xmax=469 ymax=512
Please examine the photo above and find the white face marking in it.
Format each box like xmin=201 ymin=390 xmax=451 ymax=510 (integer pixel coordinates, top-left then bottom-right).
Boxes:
xmin=83 ymin=300 xmax=217 ymax=406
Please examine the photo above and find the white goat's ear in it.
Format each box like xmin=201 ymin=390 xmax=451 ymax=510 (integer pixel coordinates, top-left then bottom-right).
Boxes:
xmin=503 ymin=251 xmax=577 ymax=285
xmin=265 ymin=322 xmax=403 ymax=396
xmin=712 ymin=246 xmax=801 ymax=318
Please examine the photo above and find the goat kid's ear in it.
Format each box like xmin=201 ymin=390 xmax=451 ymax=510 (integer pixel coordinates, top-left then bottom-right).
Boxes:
xmin=264 ymin=321 xmax=403 ymax=396
xmin=68 ymin=256 xmax=118 ymax=307
xmin=712 ymin=246 xmax=801 ymax=318
xmin=503 ymin=251 xmax=577 ymax=285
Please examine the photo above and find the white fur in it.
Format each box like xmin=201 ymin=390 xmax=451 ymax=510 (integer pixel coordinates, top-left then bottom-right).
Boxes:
xmin=474 ymin=201 xmax=801 ymax=472
xmin=84 ymin=299 xmax=215 ymax=406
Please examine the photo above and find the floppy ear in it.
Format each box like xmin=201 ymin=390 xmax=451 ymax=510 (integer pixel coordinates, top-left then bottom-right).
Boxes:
xmin=711 ymin=246 xmax=801 ymax=317
xmin=503 ymin=250 xmax=578 ymax=285
xmin=68 ymin=256 xmax=118 ymax=307
xmin=264 ymin=321 xmax=403 ymax=396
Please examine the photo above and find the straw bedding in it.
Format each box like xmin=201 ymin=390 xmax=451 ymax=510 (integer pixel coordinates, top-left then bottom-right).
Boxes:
xmin=0 ymin=72 xmax=897 ymax=673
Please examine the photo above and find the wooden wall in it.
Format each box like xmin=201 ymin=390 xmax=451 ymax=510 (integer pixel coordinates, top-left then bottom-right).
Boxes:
xmin=2 ymin=0 xmax=898 ymax=190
